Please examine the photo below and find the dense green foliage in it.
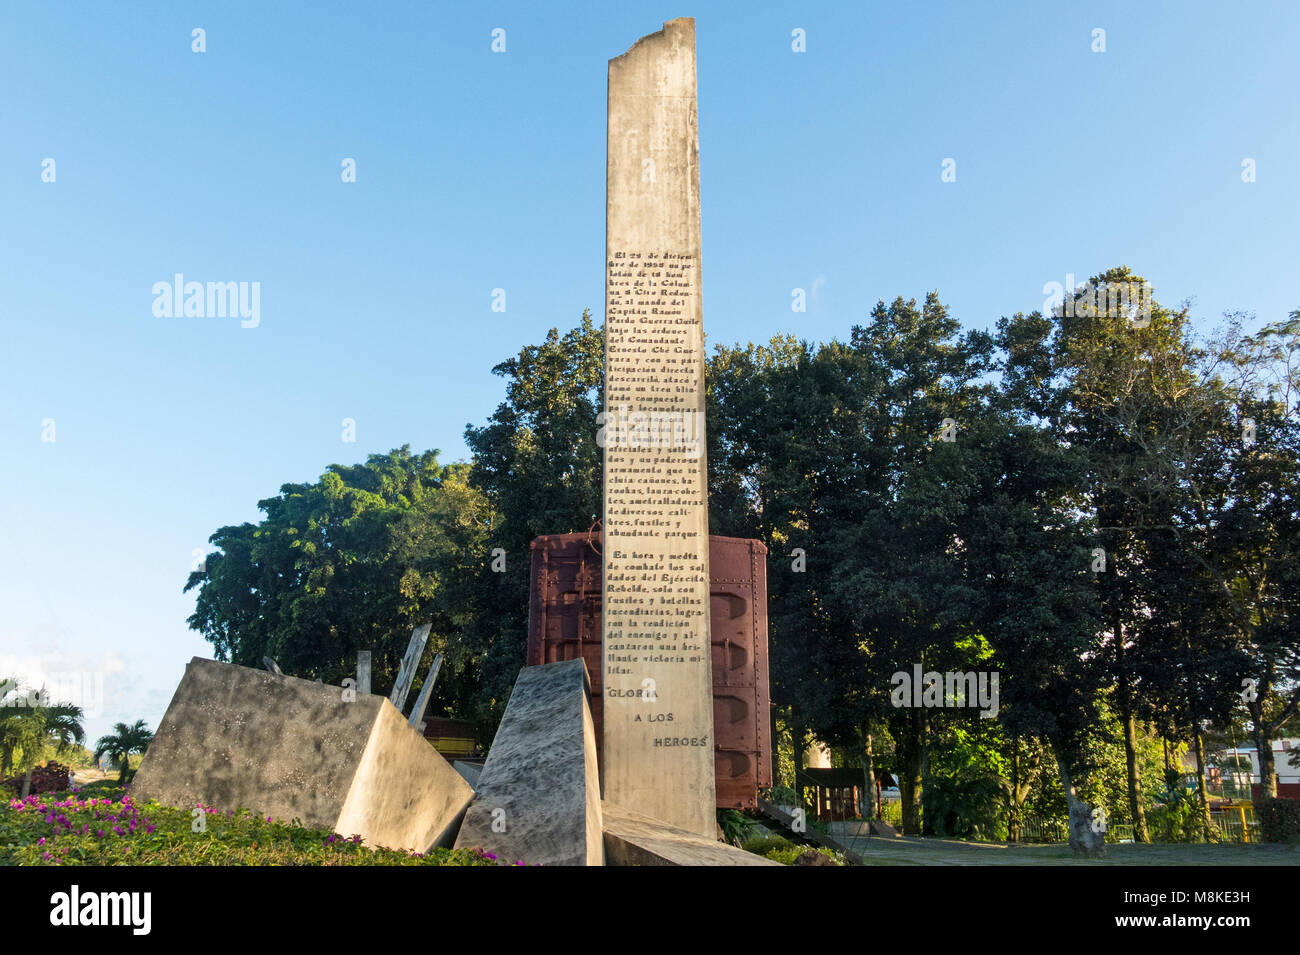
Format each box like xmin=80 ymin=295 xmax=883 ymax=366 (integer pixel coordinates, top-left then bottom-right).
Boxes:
xmin=184 ymin=452 xmax=504 ymax=734
xmin=182 ymin=272 xmax=1300 ymax=844
xmin=1256 ymin=797 xmax=1300 ymax=844
xmin=0 ymin=679 xmax=86 ymax=799
xmin=717 ymin=809 xmax=757 ymax=845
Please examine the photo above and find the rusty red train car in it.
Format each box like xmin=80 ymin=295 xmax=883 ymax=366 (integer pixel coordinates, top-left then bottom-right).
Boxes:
xmin=526 ymin=532 xmax=772 ymax=809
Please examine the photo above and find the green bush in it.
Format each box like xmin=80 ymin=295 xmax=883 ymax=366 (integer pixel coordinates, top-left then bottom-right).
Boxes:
xmin=717 ymin=809 xmax=756 ymax=846
xmin=763 ymin=844 xmax=842 ymax=866
xmin=742 ymin=834 xmax=792 ymax=856
xmin=740 ymin=833 xmax=842 ymax=866
xmin=763 ymin=785 xmax=799 ymax=806
xmin=763 ymin=845 xmax=807 ymax=865
xmin=1257 ymin=797 xmax=1300 ymax=844
xmin=920 ymin=767 xmax=1007 ymax=840
xmin=1148 ymin=799 xmax=1200 ymax=843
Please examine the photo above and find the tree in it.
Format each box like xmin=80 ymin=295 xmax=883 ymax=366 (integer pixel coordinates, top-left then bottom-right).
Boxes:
xmin=1058 ymin=267 xmax=1211 ymax=843
xmin=839 ymin=294 xmax=997 ymax=834
xmin=1199 ymin=314 xmax=1300 ymax=796
xmin=186 ymin=448 xmax=497 ymax=730
xmin=989 ymin=296 xmax=1116 ymax=856
xmin=923 ymin=717 xmax=1013 ymax=841
xmin=187 ymin=315 xmax=604 ymax=741
xmin=991 ymin=267 xmax=1209 ymax=843
xmin=706 ymin=334 xmax=873 ymax=796
xmin=709 ymin=293 xmax=996 ymax=833
xmin=93 ymin=720 xmax=155 ymax=783
xmin=960 ymin=412 xmax=1108 ymax=856
xmin=1003 ymin=735 xmax=1053 ymax=843
xmin=1080 ymin=305 xmax=1300 ymax=799
xmin=462 ymin=312 xmax=605 ymax=730
xmin=0 ymin=679 xmax=85 ymax=798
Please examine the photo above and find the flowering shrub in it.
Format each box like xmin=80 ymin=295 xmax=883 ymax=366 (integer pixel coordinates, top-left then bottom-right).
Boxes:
xmin=0 ymin=786 xmax=523 ymax=866
xmin=2 ymin=762 xmax=70 ymax=796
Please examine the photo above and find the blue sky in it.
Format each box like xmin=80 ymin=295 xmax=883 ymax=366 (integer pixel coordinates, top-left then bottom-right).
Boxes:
xmin=2 ymin=1 xmax=1297 ymax=743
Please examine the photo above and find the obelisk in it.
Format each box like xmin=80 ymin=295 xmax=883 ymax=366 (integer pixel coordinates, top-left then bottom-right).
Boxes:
xmin=601 ymin=17 xmax=716 ymax=838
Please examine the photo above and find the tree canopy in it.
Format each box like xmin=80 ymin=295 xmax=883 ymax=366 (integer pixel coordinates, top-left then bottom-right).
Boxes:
xmin=183 ymin=274 xmax=1300 ymax=847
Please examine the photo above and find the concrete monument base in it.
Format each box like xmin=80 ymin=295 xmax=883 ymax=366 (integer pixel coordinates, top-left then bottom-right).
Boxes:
xmin=131 ymin=657 xmax=473 ymax=852
xmin=602 ymin=803 xmax=781 ymax=866
xmin=454 ymin=659 xmax=603 ymax=866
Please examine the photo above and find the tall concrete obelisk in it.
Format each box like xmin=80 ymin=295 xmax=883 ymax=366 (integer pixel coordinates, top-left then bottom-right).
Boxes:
xmin=601 ymin=17 xmax=716 ymax=838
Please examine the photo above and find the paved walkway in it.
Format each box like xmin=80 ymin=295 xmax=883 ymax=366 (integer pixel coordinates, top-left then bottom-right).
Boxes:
xmin=828 ymin=830 xmax=1298 ymax=865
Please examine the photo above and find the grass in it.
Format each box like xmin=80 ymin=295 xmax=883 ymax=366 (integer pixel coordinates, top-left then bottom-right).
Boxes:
xmin=0 ymin=782 xmax=515 ymax=866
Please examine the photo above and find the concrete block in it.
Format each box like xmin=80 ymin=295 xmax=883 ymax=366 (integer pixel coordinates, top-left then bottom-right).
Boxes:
xmin=602 ymin=802 xmax=781 ymax=866
xmin=454 ymin=659 xmax=602 ymax=865
xmin=131 ymin=657 xmax=473 ymax=852
xmin=452 ymin=761 xmax=482 ymax=789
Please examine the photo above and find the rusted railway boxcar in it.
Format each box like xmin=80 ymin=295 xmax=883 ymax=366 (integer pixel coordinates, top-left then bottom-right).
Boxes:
xmin=420 ymin=717 xmax=478 ymax=760
xmin=526 ymin=532 xmax=772 ymax=809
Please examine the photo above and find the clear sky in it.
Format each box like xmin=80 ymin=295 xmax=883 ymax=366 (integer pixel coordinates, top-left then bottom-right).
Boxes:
xmin=2 ymin=1 xmax=1297 ymax=744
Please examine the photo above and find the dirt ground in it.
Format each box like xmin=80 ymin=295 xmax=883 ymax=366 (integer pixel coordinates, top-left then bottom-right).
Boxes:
xmin=68 ymin=768 xmax=115 ymax=785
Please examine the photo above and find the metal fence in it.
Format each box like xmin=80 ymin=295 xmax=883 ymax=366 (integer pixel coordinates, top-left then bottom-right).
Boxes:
xmin=1209 ymin=811 xmax=1260 ymax=844
xmin=1013 ymin=813 xmax=1068 ymax=844
xmin=848 ymin=804 xmax=1262 ymax=844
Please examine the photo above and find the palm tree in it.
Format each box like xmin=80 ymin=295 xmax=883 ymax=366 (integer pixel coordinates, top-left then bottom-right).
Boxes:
xmin=94 ymin=720 xmax=155 ymax=784
xmin=0 ymin=678 xmax=86 ymax=798
xmin=0 ymin=677 xmax=33 ymax=780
